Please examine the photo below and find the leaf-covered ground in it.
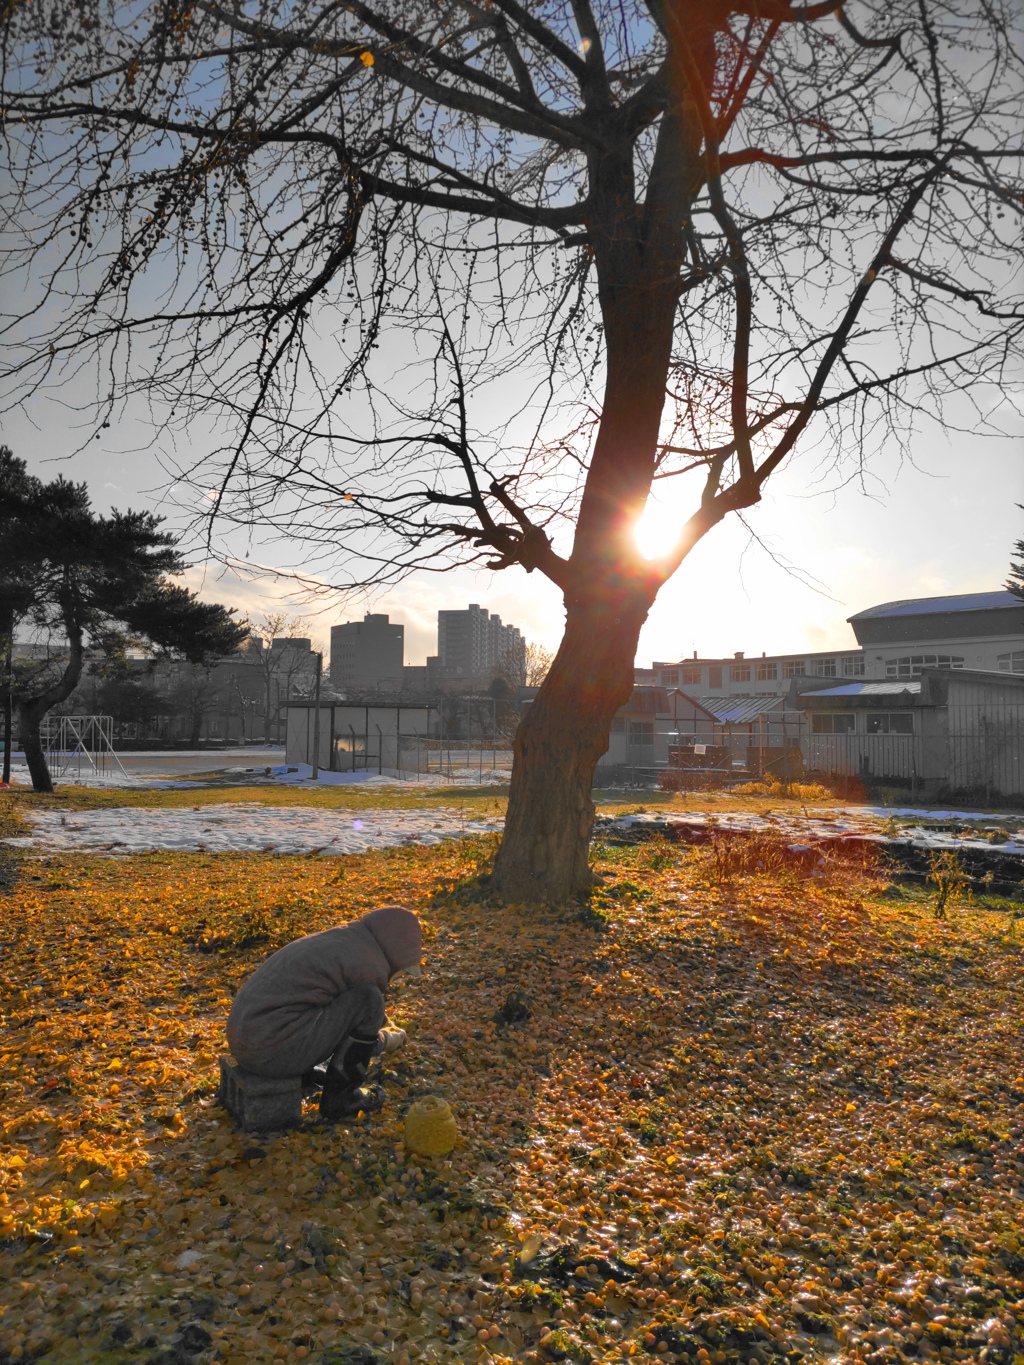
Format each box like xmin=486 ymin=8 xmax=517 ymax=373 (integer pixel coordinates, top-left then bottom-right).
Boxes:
xmin=1 ymin=807 xmax=1023 ymax=1365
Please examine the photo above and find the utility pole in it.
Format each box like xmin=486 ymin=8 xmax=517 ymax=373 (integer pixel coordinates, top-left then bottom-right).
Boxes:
xmin=2 ymin=639 xmax=12 ymax=786
xmin=311 ymin=651 xmax=323 ymax=780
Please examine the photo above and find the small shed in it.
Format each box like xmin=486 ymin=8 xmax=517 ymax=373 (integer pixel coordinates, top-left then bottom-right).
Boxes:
xmin=285 ymin=702 xmax=434 ymax=775
xmin=687 ymin=693 xmax=804 ymax=778
xmin=796 ymin=667 xmax=1024 ymax=796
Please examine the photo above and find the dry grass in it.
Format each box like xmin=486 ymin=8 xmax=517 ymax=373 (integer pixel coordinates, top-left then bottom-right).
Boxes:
xmin=1 ymin=783 xmax=856 ymax=830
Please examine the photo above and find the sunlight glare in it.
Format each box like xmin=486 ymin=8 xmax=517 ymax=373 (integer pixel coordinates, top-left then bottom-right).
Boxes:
xmin=634 ymin=495 xmax=682 ymax=561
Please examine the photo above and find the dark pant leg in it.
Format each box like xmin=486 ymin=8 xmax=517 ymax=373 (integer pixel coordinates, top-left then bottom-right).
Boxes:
xmin=325 ymin=985 xmax=387 ymax=1078
xmin=234 ymin=984 xmax=385 ymax=1078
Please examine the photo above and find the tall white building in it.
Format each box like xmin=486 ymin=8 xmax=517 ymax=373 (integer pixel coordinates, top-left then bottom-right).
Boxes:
xmin=436 ymin=603 xmax=525 ymax=686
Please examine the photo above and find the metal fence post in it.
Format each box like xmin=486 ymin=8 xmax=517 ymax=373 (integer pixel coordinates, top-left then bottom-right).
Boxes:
xmin=311 ymin=652 xmax=323 ymax=780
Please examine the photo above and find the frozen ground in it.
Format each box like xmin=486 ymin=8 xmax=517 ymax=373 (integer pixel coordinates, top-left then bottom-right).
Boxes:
xmin=3 ymin=804 xmax=505 ymax=855
xmin=3 ymin=755 xmax=512 ymax=790
xmin=603 ymin=809 xmax=1024 ymax=854
xmin=3 ymin=747 xmax=285 ymax=790
xmin=223 ymin=762 xmax=513 ymax=788
xmin=7 ymin=801 xmax=1021 ymax=859
xmin=5 ymin=771 xmax=207 ymax=791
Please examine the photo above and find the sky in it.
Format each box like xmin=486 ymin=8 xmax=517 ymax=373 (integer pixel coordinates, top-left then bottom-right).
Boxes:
xmin=4 ymin=388 xmax=1021 ymax=667
xmin=4 ymin=9 xmax=1021 ymax=671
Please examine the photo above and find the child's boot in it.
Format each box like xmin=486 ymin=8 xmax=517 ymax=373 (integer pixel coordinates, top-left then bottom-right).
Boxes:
xmin=320 ymin=1030 xmax=385 ymax=1122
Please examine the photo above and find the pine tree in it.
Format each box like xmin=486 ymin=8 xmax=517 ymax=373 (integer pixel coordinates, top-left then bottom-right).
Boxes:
xmin=1007 ymin=508 xmax=1024 ymax=604
xmin=0 ymin=449 xmax=249 ymax=791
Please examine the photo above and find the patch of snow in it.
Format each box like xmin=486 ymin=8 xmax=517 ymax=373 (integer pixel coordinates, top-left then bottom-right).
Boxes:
xmin=3 ymin=804 xmax=505 ymax=856
xmin=4 ymin=753 xmax=511 ymax=791
xmin=228 ymin=762 xmax=512 ymax=788
xmin=5 ymin=769 xmax=207 ymax=791
xmin=603 ymin=808 xmax=1024 ymax=855
xmin=829 ymin=806 xmax=1024 ymax=823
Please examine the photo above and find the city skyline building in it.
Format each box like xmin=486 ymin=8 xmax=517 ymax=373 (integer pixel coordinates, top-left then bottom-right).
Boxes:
xmin=328 ymin=603 xmax=527 ymax=693
xmin=436 ymin=603 xmax=525 ymax=687
xmin=329 ymin=613 xmax=404 ymax=690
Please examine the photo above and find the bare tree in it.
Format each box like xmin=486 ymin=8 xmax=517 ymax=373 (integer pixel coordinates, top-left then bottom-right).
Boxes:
xmin=246 ymin=612 xmax=313 ymax=741
xmin=2 ymin=1 xmax=1022 ymax=894
xmin=524 ymin=643 xmax=556 ymax=689
xmin=166 ymin=667 xmax=222 ymax=748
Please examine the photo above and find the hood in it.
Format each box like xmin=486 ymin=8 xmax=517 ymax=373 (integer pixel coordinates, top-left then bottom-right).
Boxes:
xmin=360 ymin=905 xmax=422 ymax=978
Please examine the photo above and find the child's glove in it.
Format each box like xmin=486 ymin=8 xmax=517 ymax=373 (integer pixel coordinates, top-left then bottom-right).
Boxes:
xmin=378 ymin=1025 xmax=407 ymax=1055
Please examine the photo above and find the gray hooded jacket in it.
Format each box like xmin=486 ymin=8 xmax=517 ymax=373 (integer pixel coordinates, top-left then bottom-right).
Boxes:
xmin=226 ymin=905 xmax=421 ymax=1069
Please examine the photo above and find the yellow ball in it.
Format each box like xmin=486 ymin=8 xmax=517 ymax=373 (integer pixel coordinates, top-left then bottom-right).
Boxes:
xmin=404 ymin=1096 xmax=458 ymax=1157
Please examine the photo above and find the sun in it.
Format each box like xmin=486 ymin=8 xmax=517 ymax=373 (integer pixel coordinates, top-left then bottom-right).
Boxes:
xmin=634 ymin=494 xmax=682 ymax=561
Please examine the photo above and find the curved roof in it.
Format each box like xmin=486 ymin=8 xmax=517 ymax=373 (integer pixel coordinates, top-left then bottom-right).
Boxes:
xmin=849 ymin=591 xmax=1018 ymax=620
xmin=803 ymin=681 xmax=921 ymax=697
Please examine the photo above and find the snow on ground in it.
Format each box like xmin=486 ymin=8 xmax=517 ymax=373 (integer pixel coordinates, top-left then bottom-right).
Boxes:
xmin=3 ymin=757 xmax=511 ymax=791
xmin=603 ymin=808 xmax=1024 ymax=854
xmin=3 ymin=804 xmax=505 ymax=855
xmin=224 ymin=762 xmax=513 ymax=788
xmin=5 ymin=771 xmax=208 ymax=791
xmin=833 ymin=805 xmax=1024 ymax=822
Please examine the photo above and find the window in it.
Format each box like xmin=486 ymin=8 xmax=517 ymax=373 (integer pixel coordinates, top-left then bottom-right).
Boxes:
xmin=811 ymin=713 xmax=855 ymax=734
xmin=866 ymin=712 xmax=915 ymax=734
xmin=681 ymin=666 xmax=701 ymax=686
xmin=660 ymin=669 xmax=680 ymax=686
xmin=997 ymin=650 xmax=1024 ymax=674
xmin=842 ymin=656 xmax=865 ymax=677
xmin=731 ymin=664 xmax=751 ymax=683
xmin=885 ymin=655 xmax=964 ymax=678
xmin=783 ymin=660 xmax=805 ymax=678
xmin=810 ymin=658 xmax=837 ymax=677
xmin=628 ymin=720 xmax=654 ymax=745
xmin=755 ymin=661 xmax=778 ymax=681
xmin=708 ymin=666 xmax=723 ymax=688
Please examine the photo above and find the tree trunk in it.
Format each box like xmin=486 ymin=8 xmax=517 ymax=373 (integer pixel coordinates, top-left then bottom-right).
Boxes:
xmin=491 ymin=588 xmax=652 ymax=903
xmin=490 ymin=259 xmax=680 ymax=902
xmin=492 ymin=76 xmax=709 ymax=904
xmin=17 ymin=701 xmax=54 ymax=794
xmin=12 ymin=605 xmax=87 ymax=791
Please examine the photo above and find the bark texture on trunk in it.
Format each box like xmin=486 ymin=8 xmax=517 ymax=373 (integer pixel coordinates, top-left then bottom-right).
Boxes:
xmin=491 ymin=592 xmax=651 ymax=904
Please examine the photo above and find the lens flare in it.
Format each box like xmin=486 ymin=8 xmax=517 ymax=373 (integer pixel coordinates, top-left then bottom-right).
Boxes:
xmin=634 ymin=495 xmax=681 ymax=560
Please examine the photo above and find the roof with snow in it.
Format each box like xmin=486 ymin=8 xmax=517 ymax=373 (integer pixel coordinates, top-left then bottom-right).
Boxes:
xmin=802 ymin=681 xmax=921 ymax=698
xmin=848 ymin=590 xmax=1024 ymax=646
xmin=694 ymin=694 xmax=790 ymax=724
xmin=849 ymin=591 xmax=1017 ymax=620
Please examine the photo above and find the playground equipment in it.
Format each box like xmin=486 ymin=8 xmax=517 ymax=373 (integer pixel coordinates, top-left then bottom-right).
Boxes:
xmin=41 ymin=715 xmax=129 ymax=782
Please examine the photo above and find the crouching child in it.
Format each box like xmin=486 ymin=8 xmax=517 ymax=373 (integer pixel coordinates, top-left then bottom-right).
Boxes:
xmin=226 ymin=905 xmax=422 ymax=1121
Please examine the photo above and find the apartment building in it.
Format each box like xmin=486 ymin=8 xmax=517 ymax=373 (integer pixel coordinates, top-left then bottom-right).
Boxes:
xmin=329 ymin=614 xmax=404 ymax=690
xmin=435 ymin=603 xmax=525 ymax=687
xmin=328 ymin=603 xmax=527 ymax=695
